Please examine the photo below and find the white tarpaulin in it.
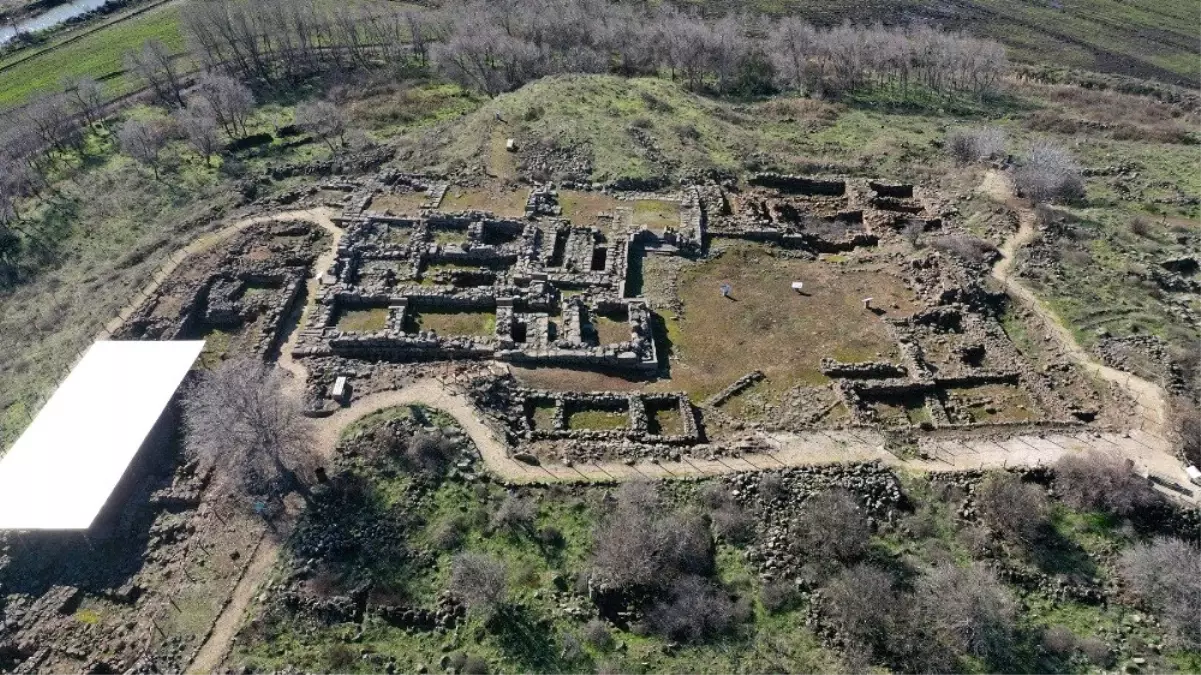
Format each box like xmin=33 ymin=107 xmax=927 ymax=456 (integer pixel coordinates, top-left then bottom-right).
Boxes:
xmin=0 ymin=340 xmax=204 ymax=530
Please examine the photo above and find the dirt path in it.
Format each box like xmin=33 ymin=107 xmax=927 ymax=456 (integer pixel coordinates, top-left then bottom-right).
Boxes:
xmin=180 ymin=186 xmax=1195 ymax=671
xmin=186 ymin=535 xmax=279 ymax=675
xmin=981 ymin=171 xmax=1169 ymax=435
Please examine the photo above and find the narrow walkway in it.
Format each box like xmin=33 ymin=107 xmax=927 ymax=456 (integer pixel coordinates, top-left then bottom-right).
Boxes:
xmin=186 ymin=535 xmax=279 ymax=674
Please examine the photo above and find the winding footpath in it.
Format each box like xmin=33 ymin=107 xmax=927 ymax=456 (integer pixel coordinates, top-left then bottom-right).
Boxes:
xmin=182 ymin=177 xmax=1194 ymax=671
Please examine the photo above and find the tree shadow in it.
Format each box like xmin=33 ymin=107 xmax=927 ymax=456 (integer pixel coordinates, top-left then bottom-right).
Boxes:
xmin=490 ymin=603 xmax=573 ymax=673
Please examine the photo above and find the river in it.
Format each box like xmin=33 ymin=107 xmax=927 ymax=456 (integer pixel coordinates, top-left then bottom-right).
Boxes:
xmin=0 ymin=0 xmax=113 ymax=46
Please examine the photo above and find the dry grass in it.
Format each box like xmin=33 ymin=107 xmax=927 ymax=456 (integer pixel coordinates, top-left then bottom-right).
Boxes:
xmin=410 ymin=308 xmax=496 ymax=337
xmin=660 ymin=244 xmax=914 ymax=402
xmin=632 ymin=199 xmax=680 ymax=231
xmin=439 ymin=185 xmax=527 ymax=218
xmin=647 ymin=402 xmax=685 ymax=436
xmin=943 ymin=384 xmax=1039 ymax=423
xmin=559 ymin=190 xmax=627 ymax=230
xmin=566 ymin=406 xmax=628 ymax=430
xmin=336 ymin=307 xmax=390 ymax=332
xmin=590 ymin=311 xmax=631 ymax=345
xmin=509 ymin=366 xmax=645 ymax=391
xmin=370 ymin=191 xmax=429 ymax=216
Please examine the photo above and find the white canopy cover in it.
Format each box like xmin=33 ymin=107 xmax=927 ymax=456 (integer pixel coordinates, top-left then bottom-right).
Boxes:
xmin=0 ymin=340 xmax=204 ymax=530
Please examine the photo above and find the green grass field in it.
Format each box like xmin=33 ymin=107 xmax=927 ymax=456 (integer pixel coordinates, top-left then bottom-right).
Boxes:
xmin=0 ymin=2 xmax=186 ymax=109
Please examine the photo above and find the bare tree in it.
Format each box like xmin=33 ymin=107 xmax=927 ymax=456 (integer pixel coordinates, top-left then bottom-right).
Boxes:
xmin=295 ymin=100 xmax=347 ymax=151
xmin=913 ymin=563 xmax=1017 ymax=664
xmin=125 ymin=39 xmax=187 ymax=107
xmin=449 ymin=552 xmax=509 ymax=617
xmin=792 ymin=489 xmax=871 ymax=564
xmin=181 ymin=357 xmax=315 ymax=500
xmin=176 ymin=100 xmax=221 ymax=163
xmin=1014 ymin=140 xmax=1084 ymax=203
xmin=824 ymin=564 xmax=899 ymax=663
xmin=20 ymin=94 xmax=82 ymax=155
xmin=1054 ymin=451 xmax=1160 ymax=516
xmin=1118 ymin=538 xmax=1201 ymax=648
xmin=646 ymin=575 xmax=744 ymax=643
xmin=117 ymin=119 xmax=171 ymax=179
xmin=1171 ymin=398 xmax=1201 ymax=466
xmin=63 ymin=76 xmax=105 ymax=125
xmin=974 ymin=472 xmax=1048 ymax=545
xmin=194 ymin=73 xmax=255 ymax=138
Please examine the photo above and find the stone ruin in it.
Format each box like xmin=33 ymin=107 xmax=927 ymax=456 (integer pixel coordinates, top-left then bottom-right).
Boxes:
xmin=292 ymin=170 xmax=1116 ymax=460
xmin=115 ymin=221 xmax=327 ymax=359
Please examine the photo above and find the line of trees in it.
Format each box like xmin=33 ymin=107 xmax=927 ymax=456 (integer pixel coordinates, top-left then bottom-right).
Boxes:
xmin=177 ymin=0 xmax=1008 ymax=98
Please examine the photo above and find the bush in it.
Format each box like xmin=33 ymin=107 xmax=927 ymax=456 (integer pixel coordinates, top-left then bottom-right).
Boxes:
xmin=913 ymin=564 xmax=1016 ymax=664
xmin=448 ymin=553 xmax=509 ymax=616
xmin=1054 ymin=451 xmax=1160 ymax=516
xmin=431 ymin=516 xmax=466 ymax=551
xmin=698 ymin=482 xmax=731 ymax=509
xmin=1117 ymin=538 xmax=1201 ymax=648
xmin=823 ymin=564 xmax=899 ymax=658
xmin=646 ymin=575 xmax=742 ymax=643
xmin=974 ymin=472 xmax=1048 ymax=545
xmin=1129 ymin=215 xmax=1152 ymax=238
xmin=1014 ymin=140 xmax=1085 ymax=203
xmin=930 ymin=234 xmax=999 ymax=265
xmin=792 ymin=490 xmax=871 ymax=564
xmin=406 ymin=431 xmax=457 ymax=474
xmin=491 ymin=494 xmax=536 ymax=534
xmin=711 ymin=505 xmax=756 ymax=545
xmin=582 ymin=618 xmax=614 ymax=650
xmin=1077 ymin=637 xmax=1111 ymax=667
xmin=1042 ymin=625 xmax=1077 ymax=656
xmin=946 ymin=126 xmax=1007 ymax=164
xmin=1172 ymin=398 xmax=1201 ymax=466
xmin=760 ymin=580 xmax=799 ymax=613
xmin=758 ymin=473 xmax=785 ymax=503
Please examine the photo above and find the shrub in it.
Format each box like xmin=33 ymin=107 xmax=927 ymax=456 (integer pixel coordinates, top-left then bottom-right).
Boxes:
xmin=1054 ymin=451 xmax=1160 ymax=516
xmin=758 ymin=473 xmax=786 ymax=503
xmin=1172 ymin=398 xmax=1201 ymax=466
xmin=659 ymin=512 xmax=715 ymax=577
xmin=430 ymin=516 xmax=466 ymax=551
xmin=711 ymin=505 xmax=756 ymax=545
xmin=792 ymin=490 xmax=871 ymax=564
xmin=448 ymin=553 xmax=509 ymax=616
xmin=760 ymin=580 xmax=799 ymax=613
xmin=913 ymin=564 xmax=1016 ymax=663
xmin=1117 ymin=538 xmax=1201 ymax=648
xmin=974 ymin=472 xmax=1048 ymax=545
xmin=1042 ymin=625 xmax=1078 ymax=656
xmin=698 ymin=482 xmax=731 ymax=509
xmin=946 ymin=126 xmax=1007 ymax=164
xmin=323 ymin=644 xmax=356 ymax=670
xmin=406 ymin=431 xmax=457 ymax=474
xmin=1014 ymin=140 xmax=1084 ymax=203
xmin=1129 ymin=215 xmax=1152 ymax=238
xmin=1077 ymin=637 xmax=1111 ymax=667
xmin=491 ymin=494 xmax=536 ymax=534
xmin=582 ymin=618 xmax=614 ymax=650
xmin=931 ymin=234 xmax=999 ymax=265
xmin=823 ymin=564 xmax=899 ymax=657
xmin=646 ymin=575 xmax=741 ymax=643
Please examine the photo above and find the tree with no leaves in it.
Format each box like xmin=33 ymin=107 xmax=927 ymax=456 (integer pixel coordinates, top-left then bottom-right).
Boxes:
xmin=791 ymin=489 xmax=871 ymax=565
xmin=181 ymin=357 xmax=315 ymax=501
xmin=1054 ymin=451 xmax=1160 ymax=516
xmin=62 ymin=76 xmax=105 ymax=125
xmin=295 ymin=101 xmax=347 ymax=151
xmin=1118 ymin=537 xmax=1201 ymax=648
xmin=974 ymin=472 xmax=1048 ymax=545
xmin=117 ymin=119 xmax=171 ymax=179
xmin=193 ymin=73 xmax=255 ymax=138
xmin=125 ymin=39 xmax=187 ymax=107
xmin=175 ymin=100 xmax=221 ymax=163
xmin=449 ymin=552 xmax=509 ymax=617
